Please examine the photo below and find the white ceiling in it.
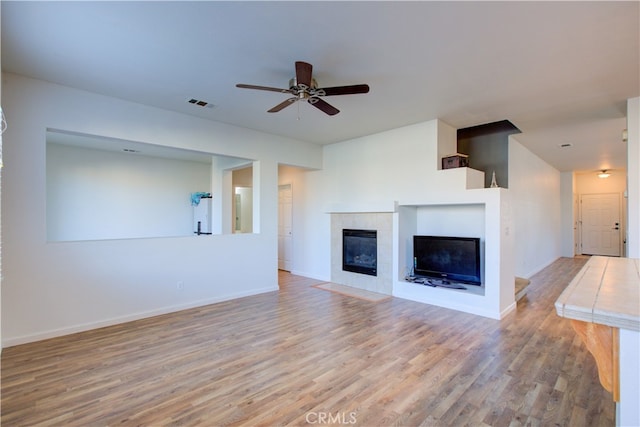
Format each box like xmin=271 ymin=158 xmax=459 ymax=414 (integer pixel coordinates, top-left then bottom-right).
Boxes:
xmin=2 ymin=1 xmax=638 ymax=173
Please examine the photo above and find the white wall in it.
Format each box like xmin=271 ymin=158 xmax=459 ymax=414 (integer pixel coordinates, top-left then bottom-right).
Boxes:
xmin=509 ymin=137 xmax=562 ymax=278
xmin=0 ymin=0 xmax=4 ymax=351
xmin=416 ymin=204 xmax=485 ymax=237
xmin=1 ymin=73 xmax=322 ymax=346
xmin=47 ymin=143 xmax=212 ymax=241
xmin=575 ymin=170 xmax=628 ymax=193
xmin=559 ymin=172 xmax=576 ymax=257
xmin=323 ymin=120 xmax=443 ymax=205
xmin=627 ymin=97 xmax=640 ymax=258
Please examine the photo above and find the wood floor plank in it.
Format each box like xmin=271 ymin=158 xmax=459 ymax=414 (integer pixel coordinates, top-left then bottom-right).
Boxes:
xmin=1 ymin=257 xmax=615 ymax=426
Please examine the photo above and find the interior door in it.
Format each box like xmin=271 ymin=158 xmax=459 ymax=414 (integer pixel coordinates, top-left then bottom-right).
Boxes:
xmin=573 ymin=193 xmax=580 ymax=255
xmin=580 ymin=193 xmax=621 ymax=256
xmin=278 ymin=184 xmax=293 ymax=271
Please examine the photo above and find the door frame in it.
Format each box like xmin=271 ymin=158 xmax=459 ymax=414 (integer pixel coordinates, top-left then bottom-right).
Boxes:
xmin=578 ymin=192 xmax=623 ymax=256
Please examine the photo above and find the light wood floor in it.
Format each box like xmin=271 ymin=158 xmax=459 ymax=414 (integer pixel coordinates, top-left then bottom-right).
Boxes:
xmin=1 ymin=257 xmax=614 ymax=426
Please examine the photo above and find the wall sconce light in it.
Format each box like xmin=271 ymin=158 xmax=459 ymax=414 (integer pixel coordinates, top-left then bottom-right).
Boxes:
xmin=598 ymin=170 xmax=611 ymax=179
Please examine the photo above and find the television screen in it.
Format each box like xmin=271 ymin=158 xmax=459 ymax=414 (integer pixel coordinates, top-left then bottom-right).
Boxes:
xmin=413 ymin=235 xmax=481 ymax=285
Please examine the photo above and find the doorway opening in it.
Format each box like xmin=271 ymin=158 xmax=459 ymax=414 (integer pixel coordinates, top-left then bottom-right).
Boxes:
xmin=278 ymin=183 xmax=293 ymax=271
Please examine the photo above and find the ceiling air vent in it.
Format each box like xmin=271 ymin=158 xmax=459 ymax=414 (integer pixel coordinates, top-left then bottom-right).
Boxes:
xmin=187 ymin=98 xmax=215 ymax=109
xmin=559 ymin=143 xmax=573 ymax=148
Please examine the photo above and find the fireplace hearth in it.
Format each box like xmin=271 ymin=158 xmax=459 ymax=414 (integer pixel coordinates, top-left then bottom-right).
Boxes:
xmin=342 ymin=229 xmax=377 ymax=276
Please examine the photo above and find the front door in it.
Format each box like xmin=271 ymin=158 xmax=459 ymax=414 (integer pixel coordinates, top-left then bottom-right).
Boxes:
xmin=580 ymin=193 xmax=621 ymax=256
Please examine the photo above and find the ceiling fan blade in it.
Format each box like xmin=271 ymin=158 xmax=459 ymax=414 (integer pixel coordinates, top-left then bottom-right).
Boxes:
xmin=236 ymin=84 xmax=292 ymax=94
xmin=295 ymin=61 xmax=313 ymax=88
xmin=309 ymin=97 xmax=340 ymax=116
xmin=268 ymin=97 xmax=298 ymax=113
xmin=317 ymin=84 xmax=370 ymax=96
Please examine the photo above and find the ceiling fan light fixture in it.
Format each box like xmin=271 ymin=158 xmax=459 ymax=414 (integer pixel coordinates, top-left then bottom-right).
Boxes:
xmin=598 ymin=170 xmax=611 ymax=178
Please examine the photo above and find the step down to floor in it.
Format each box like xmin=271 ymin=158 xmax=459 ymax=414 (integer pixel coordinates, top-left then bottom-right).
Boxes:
xmin=515 ymin=277 xmax=530 ymax=301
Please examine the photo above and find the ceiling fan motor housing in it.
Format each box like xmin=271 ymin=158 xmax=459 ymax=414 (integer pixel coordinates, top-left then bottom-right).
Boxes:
xmin=289 ymin=77 xmax=319 ymax=99
xmin=288 ymin=77 xmax=318 ymax=89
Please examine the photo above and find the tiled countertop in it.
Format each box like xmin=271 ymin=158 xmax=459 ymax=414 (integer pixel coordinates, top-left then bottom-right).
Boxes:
xmin=555 ymin=256 xmax=639 ymax=331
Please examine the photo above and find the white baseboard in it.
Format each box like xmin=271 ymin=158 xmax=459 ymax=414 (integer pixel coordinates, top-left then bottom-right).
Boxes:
xmin=3 ymin=286 xmax=278 ymax=348
xmin=499 ymin=301 xmax=517 ymax=319
xmin=393 ymin=291 xmax=502 ymax=320
xmin=518 ymin=256 xmax=560 ymax=281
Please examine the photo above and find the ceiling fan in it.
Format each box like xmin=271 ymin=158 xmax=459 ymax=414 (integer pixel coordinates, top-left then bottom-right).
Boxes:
xmin=236 ymin=61 xmax=370 ymax=116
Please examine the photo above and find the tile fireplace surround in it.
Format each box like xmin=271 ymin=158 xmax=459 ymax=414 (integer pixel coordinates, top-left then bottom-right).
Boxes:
xmin=330 ymin=213 xmax=393 ymax=295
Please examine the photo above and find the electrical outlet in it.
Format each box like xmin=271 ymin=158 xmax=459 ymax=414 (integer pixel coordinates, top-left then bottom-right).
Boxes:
xmin=177 ymin=281 xmax=184 ymax=290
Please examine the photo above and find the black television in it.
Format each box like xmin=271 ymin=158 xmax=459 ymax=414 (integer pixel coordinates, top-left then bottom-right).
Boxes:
xmin=413 ymin=235 xmax=482 ymax=285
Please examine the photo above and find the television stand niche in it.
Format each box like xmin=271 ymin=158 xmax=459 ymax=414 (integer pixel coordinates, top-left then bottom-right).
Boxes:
xmin=395 ymin=191 xmax=514 ymax=319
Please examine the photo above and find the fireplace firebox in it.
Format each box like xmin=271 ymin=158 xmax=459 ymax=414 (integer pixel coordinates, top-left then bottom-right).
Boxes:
xmin=342 ymin=229 xmax=377 ymax=276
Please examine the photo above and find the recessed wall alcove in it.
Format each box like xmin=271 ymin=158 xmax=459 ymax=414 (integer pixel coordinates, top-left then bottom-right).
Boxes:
xmin=395 ymin=188 xmax=516 ymax=319
xmin=45 ymin=129 xmax=256 ymax=241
